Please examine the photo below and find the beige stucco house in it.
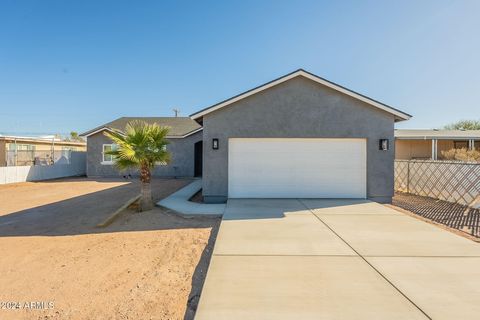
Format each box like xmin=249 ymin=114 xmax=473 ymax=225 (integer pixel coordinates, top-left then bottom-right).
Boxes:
xmin=395 ymin=129 xmax=480 ymax=160
xmin=0 ymin=135 xmax=86 ymax=166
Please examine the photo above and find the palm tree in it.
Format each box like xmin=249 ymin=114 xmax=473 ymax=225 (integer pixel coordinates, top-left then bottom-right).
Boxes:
xmin=104 ymin=120 xmax=171 ymax=211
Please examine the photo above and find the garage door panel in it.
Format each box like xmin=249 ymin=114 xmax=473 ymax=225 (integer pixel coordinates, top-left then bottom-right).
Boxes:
xmin=228 ymin=138 xmax=366 ymax=198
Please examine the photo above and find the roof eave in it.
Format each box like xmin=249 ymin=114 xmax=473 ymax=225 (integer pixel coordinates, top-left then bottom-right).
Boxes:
xmin=81 ymin=126 xmax=203 ymax=139
xmin=396 ymin=136 xmax=479 ymax=140
xmin=394 ymin=115 xmax=412 ymax=122
xmin=80 ymin=126 xmax=120 ymax=138
xmin=0 ymin=137 xmax=86 ymax=145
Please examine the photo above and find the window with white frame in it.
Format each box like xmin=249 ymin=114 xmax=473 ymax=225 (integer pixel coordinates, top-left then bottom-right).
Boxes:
xmin=102 ymin=144 xmax=117 ymax=163
xmin=155 ymin=145 xmax=168 ymax=165
xmin=8 ymin=143 xmax=36 ymax=151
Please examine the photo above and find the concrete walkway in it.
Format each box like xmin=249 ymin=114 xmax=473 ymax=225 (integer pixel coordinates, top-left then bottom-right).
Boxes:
xmin=157 ymin=179 xmax=225 ymax=216
xmin=195 ymin=199 xmax=480 ymax=320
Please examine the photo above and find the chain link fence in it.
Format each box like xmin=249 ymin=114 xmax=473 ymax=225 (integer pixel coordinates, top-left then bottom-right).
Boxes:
xmin=0 ymin=151 xmax=86 ymax=184
xmin=395 ymin=160 xmax=480 ymax=206
xmin=6 ymin=150 xmax=75 ymax=166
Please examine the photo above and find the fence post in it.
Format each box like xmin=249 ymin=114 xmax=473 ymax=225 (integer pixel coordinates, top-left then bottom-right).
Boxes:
xmin=407 ymin=161 xmax=410 ymax=193
xmin=14 ymin=139 xmax=17 ymax=166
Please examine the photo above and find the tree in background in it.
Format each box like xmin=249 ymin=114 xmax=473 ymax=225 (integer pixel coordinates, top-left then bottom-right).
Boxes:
xmin=443 ymin=120 xmax=480 ymax=130
xmin=104 ymin=121 xmax=171 ymax=211
xmin=70 ymin=131 xmax=80 ymax=140
xmin=65 ymin=131 xmax=85 ymax=142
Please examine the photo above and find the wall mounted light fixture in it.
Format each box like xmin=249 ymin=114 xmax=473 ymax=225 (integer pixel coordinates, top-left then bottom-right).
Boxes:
xmin=379 ymin=139 xmax=389 ymax=151
xmin=212 ymin=138 xmax=219 ymax=150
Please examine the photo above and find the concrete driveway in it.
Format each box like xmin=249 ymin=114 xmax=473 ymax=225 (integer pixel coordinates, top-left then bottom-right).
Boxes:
xmin=195 ymin=199 xmax=480 ymax=320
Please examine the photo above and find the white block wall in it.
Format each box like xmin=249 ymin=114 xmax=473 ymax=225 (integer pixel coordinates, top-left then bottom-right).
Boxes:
xmin=0 ymin=152 xmax=86 ymax=184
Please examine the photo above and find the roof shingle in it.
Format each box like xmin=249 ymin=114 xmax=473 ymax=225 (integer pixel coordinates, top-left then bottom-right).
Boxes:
xmin=81 ymin=117 xmax=202 ymax=137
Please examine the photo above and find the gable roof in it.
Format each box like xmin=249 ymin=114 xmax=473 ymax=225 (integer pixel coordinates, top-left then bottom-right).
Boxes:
xmin=395 ymin=129 xmax=480 ymax=139
xmin=190 ymin=69 xmax=411 ymax=122
xmin=80 ymin=117 xmax=202 ymax=138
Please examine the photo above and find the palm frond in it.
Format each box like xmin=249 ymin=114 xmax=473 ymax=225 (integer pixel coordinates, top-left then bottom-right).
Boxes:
xmin=103 ymin=120 xmax=172 ymax=170
xmin=114 ymin=157 xmax=139 ymax=171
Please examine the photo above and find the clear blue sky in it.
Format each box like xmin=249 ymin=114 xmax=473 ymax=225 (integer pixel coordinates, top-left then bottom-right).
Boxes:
xmin=1 ymin=0 xmax=479 ymax=136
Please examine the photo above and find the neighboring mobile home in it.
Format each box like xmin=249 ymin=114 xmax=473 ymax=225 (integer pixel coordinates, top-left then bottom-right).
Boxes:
xmin=0 ymin=135 xmax=86 ymax=167
xmin=395 ymin=129 xmax=480 ymax=160
xmin=82 ymin=69 xmax=412 ymax=203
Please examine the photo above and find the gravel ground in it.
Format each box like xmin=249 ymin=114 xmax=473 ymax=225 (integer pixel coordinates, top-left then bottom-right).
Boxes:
xmin=0 ymin=177 xmax=220 ymax=319
xmin=189 ymin=190 xmax=204 ymax=204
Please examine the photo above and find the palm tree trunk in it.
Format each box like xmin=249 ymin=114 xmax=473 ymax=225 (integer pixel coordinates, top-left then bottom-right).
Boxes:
xmin=139 ymin=164 xmax=153 ymax=211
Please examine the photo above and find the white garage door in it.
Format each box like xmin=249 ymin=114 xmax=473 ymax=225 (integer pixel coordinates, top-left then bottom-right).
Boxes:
xmin=228 ymin=138 xmax=366 ymax=198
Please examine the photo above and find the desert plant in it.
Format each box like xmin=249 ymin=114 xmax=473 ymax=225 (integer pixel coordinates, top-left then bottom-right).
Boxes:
xmin=440 ymin=148 xmax=480 ymax=162
xmin=70 ymin=131 xmax=85 ymax=141
xmin=104 ymin=121 xmax=171 ymax=211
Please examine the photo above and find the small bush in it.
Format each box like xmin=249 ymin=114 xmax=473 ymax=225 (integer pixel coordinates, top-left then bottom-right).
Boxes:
xmin=440 ymin=148 xmax=480 ymax=162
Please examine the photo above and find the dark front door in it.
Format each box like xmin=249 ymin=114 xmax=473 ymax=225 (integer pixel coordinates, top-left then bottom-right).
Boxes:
xmin=194 ymin=141 xmax=203 ymax=177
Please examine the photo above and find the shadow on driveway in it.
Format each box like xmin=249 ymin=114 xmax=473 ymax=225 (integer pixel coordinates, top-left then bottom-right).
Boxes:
xmin=393 ymin=192 xmax=480 ymax=238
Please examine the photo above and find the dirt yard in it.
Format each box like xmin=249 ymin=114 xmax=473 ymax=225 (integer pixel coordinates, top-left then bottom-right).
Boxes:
xmin=0 ymin=178 xmax=220 ymax=320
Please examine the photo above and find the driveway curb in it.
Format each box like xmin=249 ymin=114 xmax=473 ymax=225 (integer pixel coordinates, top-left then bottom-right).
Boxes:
xmin=96 ymin=194 xmax=141 ymax=228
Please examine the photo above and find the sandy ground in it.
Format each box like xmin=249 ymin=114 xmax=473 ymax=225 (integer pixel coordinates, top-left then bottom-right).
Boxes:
xmin=189 ymin=190 xmax=203 ymax=204
xmin=0 ymin=178 xmax=130 ymax=217
xmin=0 ymin=178 xmax=220 ymax=320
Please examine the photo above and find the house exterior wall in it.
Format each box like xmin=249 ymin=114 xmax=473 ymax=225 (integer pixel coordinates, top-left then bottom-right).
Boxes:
xmin=86 ymin=130 xmax=202 ymax=177
xmin=4 ymin=141 xmax=86 ymax=151
xmin=0 ymin=140 xmax=86 ymax=166
xmin=395 ymin=140 xmax=431 ymax=160
xmin=438 ymin=140 xmax=455 ymax=156
xmin=0 ymin=141 xmax=6 ymax=166
xmin=395 ymin=139 xmax=478 ymax=160
xmin=202 ymin=76 xmax=395 ymax=204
